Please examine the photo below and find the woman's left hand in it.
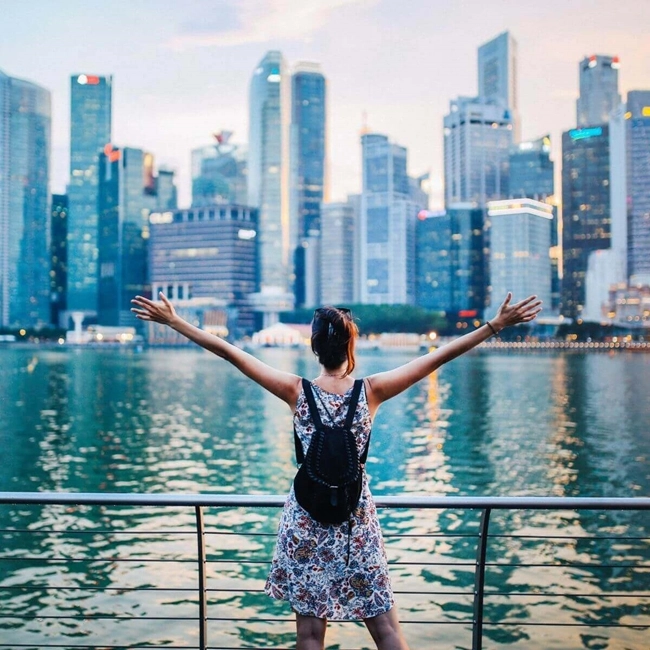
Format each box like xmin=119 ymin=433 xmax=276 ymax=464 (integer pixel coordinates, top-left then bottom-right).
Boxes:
xmin=131 ymin=292 xmax=178 ymax=326
xmin=492 ymin=293 xmax=542 ymax=331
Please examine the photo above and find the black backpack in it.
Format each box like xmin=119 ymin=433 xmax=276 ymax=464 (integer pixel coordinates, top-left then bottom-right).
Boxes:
xmin=293 ymin=378 xmax=370 ymax=525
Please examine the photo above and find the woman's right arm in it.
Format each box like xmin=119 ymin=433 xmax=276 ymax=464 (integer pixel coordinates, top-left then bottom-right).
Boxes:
xmin=131 ymin=293 xmax=301 ymax=409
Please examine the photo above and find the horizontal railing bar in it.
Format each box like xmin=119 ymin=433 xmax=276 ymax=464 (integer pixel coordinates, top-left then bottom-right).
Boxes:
xmin=3 ymin=527 xmax=647 ymax=542
xmin=0 ymin=615 xmax=199 ymax=620
xmin=485 ymin=622 xmax=650 ymax=628
xmin=0 ymin=585 xmax=198 ymax=592
xmin=2 ymin=492 xmax=649 ymax=510
xmin=486 ymin=591 xmax=650 ymax=598
xmin=0 ymin=556 xmax=199 ymax=563
xmin=485 ymin=562 xmax=649 ymax=568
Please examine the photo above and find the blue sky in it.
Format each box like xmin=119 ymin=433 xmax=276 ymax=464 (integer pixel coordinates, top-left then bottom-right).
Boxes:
xmin=2 ymin=0 xmax=650 ymax=207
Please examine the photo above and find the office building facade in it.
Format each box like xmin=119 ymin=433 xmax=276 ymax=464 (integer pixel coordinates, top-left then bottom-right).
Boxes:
xmin=320 ymin=202 xmax=355 ymax=305
xmin=50 ymin=194 xmax=68 ymax=327
xmin=192 ymin=136 xmax=247 ymax=207
xmin=360 ymin=133 xmax=423 ymax=305
xmin=67 ymin=74 xmax=112 ymax=317
xmin=623 ymin=91 xmax=650 ymax=286
xmin=478 ymin=31 xmax=520 ymax=141
xmin=291 ymin=62 xmax=327 ymax=307
xmin=561 ymin=125 xmax=611 ymax=319
xmin=443 ymin=96 xmax=513 ymax=206
xmin=577 ymin=55 xmax=621 ymax=128
xmin=248 ymin=51 xmax=293 ymax=324
xmin=0 ymin=70 xmax=51 ymax=328
xmin=149 ymin=205 xmax=259 ymax=335
xmin=97 ymin=145 xmax=161 ymax=326
xmin=415 ymin=205 xmax=485 ymax=317
xmin=486 ymin=199 xmax=553 ymax=320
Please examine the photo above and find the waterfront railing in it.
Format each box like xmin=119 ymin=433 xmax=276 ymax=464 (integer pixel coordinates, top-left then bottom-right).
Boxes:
xmin=0 ymin=493 xmax=649 ymax=649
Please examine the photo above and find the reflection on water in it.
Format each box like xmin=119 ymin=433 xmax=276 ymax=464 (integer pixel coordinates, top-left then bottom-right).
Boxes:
xmin=0 ymin=347 xmax=649 ymax=648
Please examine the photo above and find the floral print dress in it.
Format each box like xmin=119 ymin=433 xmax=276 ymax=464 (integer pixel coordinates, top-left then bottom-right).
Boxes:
xmin=264 ymin=380 xmax=394 ymax=620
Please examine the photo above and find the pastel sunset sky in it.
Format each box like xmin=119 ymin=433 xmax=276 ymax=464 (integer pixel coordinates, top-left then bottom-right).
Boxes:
xmin=2 ymin=0 xmax=649 ymax=207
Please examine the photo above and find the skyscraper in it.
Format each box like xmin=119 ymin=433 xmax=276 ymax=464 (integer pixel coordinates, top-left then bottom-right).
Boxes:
xmin=247 ymin=52 xmax=293 ymax=325
xmin=508 ymin=136 xmax=554 ymax=200
xmin=577 ymin=55 xmax=621 ymax=128
xmin=0 ymin=69 xmax=51 ymax=328
xmin=291 ymin=62 xmax=327 ymax=308
xmin=415 ymin=205 xmax=485 ymax=317
xmin=561 ymin=125 xmax=611 ymax=319
xmin=50 ymin=194 xmax=68 ymax=327
xmin=360 ymin=133 xmax=424 ymax=305
xmin=320 ymin=202 xmax=355 ymax=305
xmin=622 ymin=91 xmax=650 ymax=286
xmin=67 ymin=74 xmax=112 ymax=318
xmin=443 ymin=96 xmax=513 ymax=206
xmin=191 ymin=134 xmax=247 ymax=207
xmin=486 ymin=199 xmax=553 ymax=320
xmin=97 ymin=145 xmax=163 ymax=326
xmin=478 ymin=31 xmax=520 ymax=141
xmin=149 ymin=205 xmax=259 ymax=336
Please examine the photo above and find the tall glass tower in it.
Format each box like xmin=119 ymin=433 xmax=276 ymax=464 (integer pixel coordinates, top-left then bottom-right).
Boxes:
xmin=478 ymin=31 xmax=520 ymax=141
xmin=67 ymin=74 xmax=112 ymax=317
xmin=0 ymin=70 xmax=51 ymax=328
xmin=247 ymin=51 xmax=293 ymax=326
xmin=360 ymin=133 xmax=424 ymax=305
xmin=443 ymin=96 xmax=513 ymax=206
xmin=291 ymin=62 xmax=326 ymax=307
xmin=577 ymin=55 xmax=621 ymax=128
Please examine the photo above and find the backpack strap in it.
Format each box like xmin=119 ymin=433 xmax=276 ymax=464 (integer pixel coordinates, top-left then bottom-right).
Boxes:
xmin=294 ymin=378 xmax=322 ymax=465
xmin=294 ymin=378 xmax=367 ymax=466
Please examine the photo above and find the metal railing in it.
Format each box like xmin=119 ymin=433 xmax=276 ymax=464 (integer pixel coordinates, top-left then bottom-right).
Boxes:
xmin=0 ymin=492 xmax=649 ymax=650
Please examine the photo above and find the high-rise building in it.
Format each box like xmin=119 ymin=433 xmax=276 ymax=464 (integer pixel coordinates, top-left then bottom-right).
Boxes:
xmin=149 ymin=205 xmax=259 ymax=336
xmin=67 ymin=74 xmax=112 ymax=318
xmin=508 ymin=135 xmax=559 ymax=309
xmin=291 ymin=62 xmax=327 ymax=308
xmin=486 ymin=199 xmax=553 ymax=320
xmin=622 ymin=91 xmax=650 ymax=286
xmin=443 ymin=96 xmax=513 ymax=206
xmin=50 ymin=194 xmax=68 ymax=327
xmin=191 ymin=134 xmax=247 ymax=207
xmin=415 ymin=205 xmax=485 ymax=317
xmin=577 ymin=55 xmax=621 ymax=128
xmin=0 ymin=70 xmax=51 ymax=328
xmin=97 ymin=145 xmax=160 ymax=326
xmin=360 ymin=134 xmax=424 ymax=305
xmin=561 ymin=125 xmax=611 ymax=319
xmin=508 ymin=135 xmax=554 ymax=200
xmin=320 ymin=202 xmax=355 ymax=305
xmin=247 ymin=52 xmax=293 ymax=325
xmin=478 ymin=31 xmax=520 ymax=141
xmin=157 ymin=168 xmax=178 ymax=211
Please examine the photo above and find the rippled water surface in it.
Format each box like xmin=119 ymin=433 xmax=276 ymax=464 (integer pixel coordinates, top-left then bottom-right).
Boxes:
xmin=0 ymin=346 xmax=649 ymax=649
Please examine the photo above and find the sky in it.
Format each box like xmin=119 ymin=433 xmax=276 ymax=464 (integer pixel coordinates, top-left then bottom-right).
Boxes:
xmin=2 ymin=0 xmax=650 ymax=208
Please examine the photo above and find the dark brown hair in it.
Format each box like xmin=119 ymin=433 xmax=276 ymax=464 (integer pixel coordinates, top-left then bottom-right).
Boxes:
xmin=311 ymin=307 xmax=358 ymax=377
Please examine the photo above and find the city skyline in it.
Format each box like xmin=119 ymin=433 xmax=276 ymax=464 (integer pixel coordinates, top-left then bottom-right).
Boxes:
xmin=2 ymin=0 xmax=650 ymax=207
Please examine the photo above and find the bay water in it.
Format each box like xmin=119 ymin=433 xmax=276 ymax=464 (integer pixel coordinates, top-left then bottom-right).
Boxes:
xmin=0 ymin=346 xmax=648 ymax=649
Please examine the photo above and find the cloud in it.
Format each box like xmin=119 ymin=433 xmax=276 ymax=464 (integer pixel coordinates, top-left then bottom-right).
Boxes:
xmin=168 ymin=0 xmax=374 ymax=50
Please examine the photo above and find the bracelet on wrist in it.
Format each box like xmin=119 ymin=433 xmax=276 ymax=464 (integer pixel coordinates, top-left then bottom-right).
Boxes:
xmin=486 ymin=321 xmax=498 ymax=336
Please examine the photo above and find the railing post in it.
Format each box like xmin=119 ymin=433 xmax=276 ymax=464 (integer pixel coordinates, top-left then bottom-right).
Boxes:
xmin=472 ymin=507 xmax=491 ymax=650
xmin=195 ymin=505 xmax=208 ymax=650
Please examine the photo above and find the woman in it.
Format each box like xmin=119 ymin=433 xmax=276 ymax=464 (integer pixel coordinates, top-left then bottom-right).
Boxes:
xmin=131 ymin=291 xmax=541 ymax=650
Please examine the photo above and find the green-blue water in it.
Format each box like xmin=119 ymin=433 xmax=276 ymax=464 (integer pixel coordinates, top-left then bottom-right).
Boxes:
xmin=0 ymin=347 xmax=649 ymax=649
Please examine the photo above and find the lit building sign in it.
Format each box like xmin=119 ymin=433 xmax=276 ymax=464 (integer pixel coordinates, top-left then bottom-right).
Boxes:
xmin=77 ymin=74 xmax=101 ymax=85
xmin=569 ymin=127 xmax=603 ymax=141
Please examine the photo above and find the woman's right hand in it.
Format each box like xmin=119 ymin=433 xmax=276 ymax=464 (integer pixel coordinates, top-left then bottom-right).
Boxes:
xmin=131 ymin=292 xmax=178 ymax=326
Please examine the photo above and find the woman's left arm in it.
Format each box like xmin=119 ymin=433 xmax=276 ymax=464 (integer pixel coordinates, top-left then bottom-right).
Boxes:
xmin=365 ymin=293 xmax=542 ymax=414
